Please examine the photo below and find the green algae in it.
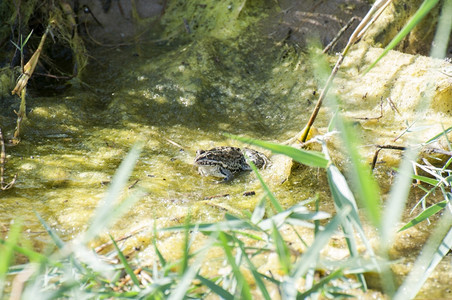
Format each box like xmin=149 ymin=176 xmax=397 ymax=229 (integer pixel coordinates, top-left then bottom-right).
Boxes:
xmin=0 ymin=1 xmax=451 ymax=298
xmin=160 ymin=0 xmax=275 ymax=40
xmin=0 ymin=2 xmax=323 ymax=249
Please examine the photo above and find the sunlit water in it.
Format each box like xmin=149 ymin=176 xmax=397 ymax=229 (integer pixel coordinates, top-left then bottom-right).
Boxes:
xmin=1 ymin=29 xmax=450 ymax=298
xmin=1 ymin=33 xmax=325 ymax=242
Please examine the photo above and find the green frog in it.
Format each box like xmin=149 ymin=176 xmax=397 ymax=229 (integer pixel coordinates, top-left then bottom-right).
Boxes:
xmin=194 ymin=146 xmax=270 ymax=182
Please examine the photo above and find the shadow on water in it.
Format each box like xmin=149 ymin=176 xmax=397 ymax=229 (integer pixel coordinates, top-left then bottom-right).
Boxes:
xmin=81 ymin=35 xmax=315 ymax=136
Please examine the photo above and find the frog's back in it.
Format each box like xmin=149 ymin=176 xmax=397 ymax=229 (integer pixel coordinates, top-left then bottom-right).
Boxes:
xmin=194 ymin=146 xmax=269 ymax=181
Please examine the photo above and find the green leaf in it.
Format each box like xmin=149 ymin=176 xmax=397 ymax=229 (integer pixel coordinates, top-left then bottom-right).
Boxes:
xmin=163 ymin=219 xmax=253 ymax=232
xmin=0 ymin=220 xmax=22 ymax=297
xmin=425 ymin=126 xmax=452 ymax=144
xmin=235 ymin=242 xmax=272 ymax=300
xmin=430 ymin=0 xmax=452 ymax=58
xmin=196 ymin=275 xmax=234 ymax=300
xmin=394 ymin=210 xmax=452 ymax=300
xmin=326 ymin=164 xmax=372 ymax=290
xmin=381 ymin=146 xmax=419 ymax=295
xmin=365 ymin=0 xmax=441 ymax=73
xmin=180 ymin=222 xmax=191 ymax=275
xmin=35 ymin=211 xmax=65 ymax=249
xmin=411 ymin=174 xmax=440 ymax=186
xmin=110 ymin=234 xmax=141 ymax=287
xmin=271 ymin=222 xmax=291 ymax=275
xmin=258 ymin=202 xmax=329 ymax=231
xmin=168 ymin=231 xmax=212 ymax=300
xmin=335 ymin=119 xmax=381 ymax=227
xmin=327 ymin=164 xmax=360 ymax=221
xmin=0 ymin=240 xmax=49 ymax=265
xmin=251 ymin=197 xmax=266 ymax=224
xmin=10 ymin=41 xmax=20 ymax=51
xmin=247 ymin=160 xmax=283 ymax=213
xmin=138 ymin=277 xmax=173 ymax=297
xmin=297 ymin=269 xmax=344 ymax=299
xmin=218 ymin=232 xmax=252 ymax=299
xmin=22 ymin=30 xmax=34 ymax=49
xmin=398 ymin=200 xmax=448 ymax=231
xmin=328 ymin=110 xmax=339 ymax=132
xmin=153 ymin=224 xmax=167 ymax=268
xmin=227 ymin=134 xmax=329 ymax=169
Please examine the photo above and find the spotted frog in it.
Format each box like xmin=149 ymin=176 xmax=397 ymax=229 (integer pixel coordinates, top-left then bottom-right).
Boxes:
xmin=194 ymin=146 xmax=270 ymax=182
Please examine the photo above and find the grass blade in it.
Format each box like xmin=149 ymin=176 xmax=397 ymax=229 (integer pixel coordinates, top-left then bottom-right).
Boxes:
xmin=153 ymin=224 xmax=167 ymax=268
xmin=411 ymin=173 xmax=440 ymax=186
xmin=0 ymin=240 xmax=49 ymax=264
xmin=430 ymin=0 xmax=452 ymax=58
xmin=365 ymin=0 xmax=441 ymax=72
xmin=297 ymin=269 xmax=344 ymax=299
xmin=251 ymin=197 xmax=266 ymax=224
xmin=179 ymin=221 xmax=192 ymax=275
xmin=381 ymin=147 xmax=418 ymax=242
xmin=110 ymin=234 xmax=141 ymax=287
xmin=196 ymin=275 xmax=234 ymax=300
xmin=326 ymin=164 xmax=360 ymax=221
xmin=218 ymin=232 xmax=252 ymax=300
xmin=35 ymin=211 xmax=65 ymax=249
xmin=326 ymin=162 xmax=377 ymax=289
xmin=22 ymin=30 xmax=34 ymax=49
xmin=379 ymin=146 xmax=419 ymax=295
xmin=335 ymin=120 xmax=381 ymax=227
xmin=291 ymin=206 xmax=351 ymax=279
xmin=258 ymin=203 xmax=329 ymax=231
xmin=228 ymin=134 xmax=329 ymax=169
xmin=249 ymin=160 xmax=283 ymax=213
xmin=425 ymin=126 xmax=452 ymax=144
xmin=168 ymin=231 xmax=213 ymax=300
xmin=271 ymin=222 xmax=291 ymax=275
xmin=163 ymin=219 xmax=253 ymax=232
xmin=0 ymin=220 xmax=22 ymax=297
xmin=398 ymin=200 xmax=448 ymax=231
xmin=394 ymin=210 xmax=452 ymax=299
xmin=82 ymin=142 xmax=143 ymax=243
xmin=234 ymin=237 xmax=271 ymax=300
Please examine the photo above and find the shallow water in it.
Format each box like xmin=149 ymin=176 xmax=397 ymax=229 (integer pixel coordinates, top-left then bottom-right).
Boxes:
xmin=1 ymin=13 xmax=451 ymax=298
xmin=1 ymin=31 xmax=327 ymax=245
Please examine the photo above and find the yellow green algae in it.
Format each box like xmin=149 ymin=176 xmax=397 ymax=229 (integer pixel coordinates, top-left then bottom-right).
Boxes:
xmin=1 ymin=0 xmax=323 ymax=247
xmin=1 ymin=0 xmax=451 ymax=297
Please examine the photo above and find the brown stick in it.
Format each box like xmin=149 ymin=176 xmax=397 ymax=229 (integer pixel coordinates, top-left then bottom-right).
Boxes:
xmin=298 ymin=0 xmax=393 ymax=143
xmin=323 ymin=16 xmax=360 ymax=54
xmin=370 ymin=144 xmax=452 ymax=170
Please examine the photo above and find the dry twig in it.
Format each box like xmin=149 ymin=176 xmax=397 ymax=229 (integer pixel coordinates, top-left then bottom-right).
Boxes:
xmin=298 ymin=0 xmax=394 ymax=143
